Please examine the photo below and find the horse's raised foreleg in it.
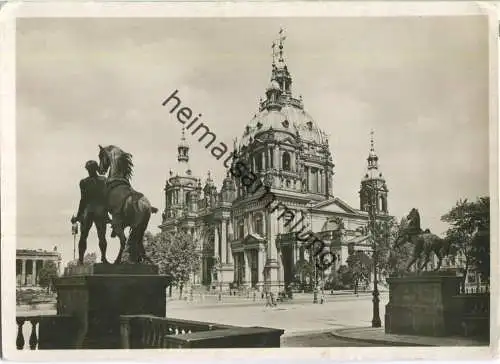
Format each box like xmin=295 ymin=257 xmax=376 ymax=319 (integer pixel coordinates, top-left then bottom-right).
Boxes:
xmin=406 ymin=257 xmax=417 ymax=272
xmin=113 ymin=226 xmax=127 ymax=264
xmin=419 ymin=257 xmax=429 ymax=271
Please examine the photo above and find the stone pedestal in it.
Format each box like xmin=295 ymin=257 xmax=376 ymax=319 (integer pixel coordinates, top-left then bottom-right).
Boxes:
xmin=385 ymin=272 xmax=460 ymax=337
xmin=55 ymin=263 xmax=171 ymax=349
xmin=215 ymin=263 xmax=234 ymax=290
xmin=264 ymin=259 xmax=281 ymax=293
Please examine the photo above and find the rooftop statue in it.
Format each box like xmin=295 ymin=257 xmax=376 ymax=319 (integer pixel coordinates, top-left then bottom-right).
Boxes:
xmin=394 ymin=208 xmax=453 ymax=272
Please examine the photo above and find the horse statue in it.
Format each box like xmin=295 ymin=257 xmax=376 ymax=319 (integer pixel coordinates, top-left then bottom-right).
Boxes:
xmin=98 ymin=145 xmax=158 ymax=264
xmin=395 ymin=208 xmax=452 ymax=272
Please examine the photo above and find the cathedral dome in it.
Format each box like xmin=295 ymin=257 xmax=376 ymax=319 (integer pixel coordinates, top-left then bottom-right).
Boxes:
xmin=296 ymin=117 xmax=327 ymax=145
xmin=267 ymin=80 xmax=281 ymax=91
xmin=239 ymin=109 xmax=298 ymax=147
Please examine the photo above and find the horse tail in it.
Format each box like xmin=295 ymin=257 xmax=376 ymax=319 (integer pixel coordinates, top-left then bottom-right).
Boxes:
xmin=128 ymin=197 xmax=152 ymax=262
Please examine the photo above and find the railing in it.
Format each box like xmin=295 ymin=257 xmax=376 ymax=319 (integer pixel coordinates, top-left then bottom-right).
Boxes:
xmin=120 ymin=315 xmax=284 ymax=349
xmin=451 ymin=286 xmax=490 ymax=340
xmin=16 ymin=315 xmax=76 ymax=350
xmin=161 ymin=327 xmax=284 ymax=348
xmin=16 ymin=316 xmax=40 ymax=350
xmin=120 ymin=315 xmax=235 ymax=349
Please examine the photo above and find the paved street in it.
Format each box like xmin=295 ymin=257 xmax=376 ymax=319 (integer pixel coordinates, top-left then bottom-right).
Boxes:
xmin=16 ymin=292 xmax=389 ymax=348
xmin=167 ymin=292 xmax=389 ymax=336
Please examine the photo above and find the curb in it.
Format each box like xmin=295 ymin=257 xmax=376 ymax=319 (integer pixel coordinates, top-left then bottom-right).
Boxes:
xmin=330 ymin=329 xmax=431 ymax=347
xmin=282 ymin=328 xmax=337 ymax=338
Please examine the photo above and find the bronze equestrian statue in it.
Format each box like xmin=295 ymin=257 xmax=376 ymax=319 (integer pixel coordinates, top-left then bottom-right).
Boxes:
xmin=97 ymin=145 xmax=158 ymax=264
xmin=70 ymin=160 xmax=112 ymax=264
xmin=395 ymin=208 xmax=452 ymax=272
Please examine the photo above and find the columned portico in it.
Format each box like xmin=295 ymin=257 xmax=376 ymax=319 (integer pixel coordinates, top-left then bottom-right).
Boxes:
xmin=236 ymin=234 xmax=266 ymax=291
xmin=16 ymin=248 xmax=62 ymax=287
xmin=212 ymin=217 xmax=235 ymax=290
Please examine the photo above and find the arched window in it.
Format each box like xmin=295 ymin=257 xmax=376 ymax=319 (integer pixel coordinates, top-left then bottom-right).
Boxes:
xmin=255 ymin=152 xmax=263 ymax=172
xmin=310 ymin=168 xmax=318 ymax=193
xmin=282 ymin=151 xmax=291 ymax=171
xmin=238 ymin=219 xmax=245 ymax=239
xmin=254 ymin=213 xmax=264 ymax=235
xmin=381 ymin=196 xmax=387 ymax=213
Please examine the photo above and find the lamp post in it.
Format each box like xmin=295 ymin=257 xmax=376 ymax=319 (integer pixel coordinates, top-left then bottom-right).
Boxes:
xmin=71 ymin=216 xmax=79 ymax=261
xmin=369 ymin=181 xmax=381 ymax=328
xmin=313 ymin=254 xmax=318 ymax=304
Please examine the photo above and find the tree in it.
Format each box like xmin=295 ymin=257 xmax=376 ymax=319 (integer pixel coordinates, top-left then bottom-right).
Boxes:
xmin=144 ymin=230 xmax=201 ymax=299
xmin=346 ymin=250 xmax=372 ymax=292
xmin=38 ymin=261 xmax=58 ymax=293
xmin=337 ymin=265 xmax=353 ymax=289
xmin=293 ymin=259 xmax=314 ymax=290
xmin=441 ymin=196 xmax=490 ymax=283
xmin=376 ymin=217 xmax=414 ymax=276
xmin=66 ymin=252 xmax=97 ymax=269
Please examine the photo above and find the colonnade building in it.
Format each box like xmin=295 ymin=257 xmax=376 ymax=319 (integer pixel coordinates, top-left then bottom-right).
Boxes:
xmin=159 ymin=34 xmax=390 ymax=292
xmin=16 ymin=247 xmax=62 ymax=287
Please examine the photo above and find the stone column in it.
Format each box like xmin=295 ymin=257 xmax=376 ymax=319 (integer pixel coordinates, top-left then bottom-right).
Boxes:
xmin=32 ymin=259 xmax=37 ymax=286
xmin=248 ymin=213 xmax=254 ymax=235
xmin=304 ymin=167 xmax=311 ymax=191
xmin=243 ymin=215 xmax=248 ymax=237
xmin=221 ymin=220 xmax=227 ymax=263
xmin=214 ymin=226 xmax=220 ymax=262
xmin=267 ymin=148 xmax=272 ymax=170
xmin=258 ymin=247 xmax=265 ymax=288
xmin=21 ymin=259 xmax=26 ymax=286
xmin=227 ymin=220 xmax=234 ymax=264
xmin=274 ymin=146 xmax=280 ymax=170
xmin=318 ymin=170 xmax=322 ymax=193
xmin=261 ymin=151 xmax=265 ymax=171
xmin=291 ymin=152 xmax=296 ymax=172
xmin=244 ymin=250 xmax=251 ymax=286
xmin=265 ymin=209 xmax=280 ymax=293
xmin=269 ymin=146 xmax=274 ymax=168
xmin=279 ymin=253 xmax=285 ymax=289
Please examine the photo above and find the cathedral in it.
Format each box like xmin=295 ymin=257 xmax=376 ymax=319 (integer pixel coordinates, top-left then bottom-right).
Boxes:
xmin=159 ymin=33 xmax=390 ymax=293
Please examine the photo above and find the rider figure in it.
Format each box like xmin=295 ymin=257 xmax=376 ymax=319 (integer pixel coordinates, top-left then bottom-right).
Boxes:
xmin=70 ymin=160 xmax=112 ymax=264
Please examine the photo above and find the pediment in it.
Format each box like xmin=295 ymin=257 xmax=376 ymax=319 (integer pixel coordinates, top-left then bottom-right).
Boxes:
xmin=311 ymin=197 xmax=359 ymax=215
xmin=242 ymin=233 xmax=265 ymax=244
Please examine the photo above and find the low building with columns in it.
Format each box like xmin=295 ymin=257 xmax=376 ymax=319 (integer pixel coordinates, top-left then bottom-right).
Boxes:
xmin=16 ymin=247 xmax=62 ymax=287
xmin=159 ymin=33 xmax=391 ymax=293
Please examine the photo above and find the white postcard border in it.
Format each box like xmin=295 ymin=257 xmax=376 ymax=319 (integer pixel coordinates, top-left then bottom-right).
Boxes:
xmin=1 ymin=1 xmax=498 ymax=362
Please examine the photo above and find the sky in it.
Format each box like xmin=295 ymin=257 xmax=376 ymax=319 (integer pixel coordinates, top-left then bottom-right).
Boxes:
xmin=16 ymin=16 xmax=490 ymax=267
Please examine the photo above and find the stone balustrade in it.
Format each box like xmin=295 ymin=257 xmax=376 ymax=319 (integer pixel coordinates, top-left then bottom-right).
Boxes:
xmin=16 ymin=315 xmax=76 ymax=350
xmin=120 ymin=315 xmax=284 ymax=349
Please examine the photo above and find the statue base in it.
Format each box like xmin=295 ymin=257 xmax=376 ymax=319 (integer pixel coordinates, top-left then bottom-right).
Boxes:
xmin=385 ymin=272 xmax=460 ymax=337
xmin=55 ymin=263 xmax=171 ymax=349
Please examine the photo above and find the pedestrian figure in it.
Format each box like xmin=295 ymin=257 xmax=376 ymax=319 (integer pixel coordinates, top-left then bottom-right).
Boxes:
xmin=270 ymin=292 xmax=277 ymax=307
xmin=265 ymin=292 xmax=272 ymax=307
xmin=253 ymin=290 xmax=256 ymax=302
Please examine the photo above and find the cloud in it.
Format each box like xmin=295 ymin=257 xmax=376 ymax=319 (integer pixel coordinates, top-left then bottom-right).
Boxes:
xmin=16 ymin=16 xmax=490 ymax=259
